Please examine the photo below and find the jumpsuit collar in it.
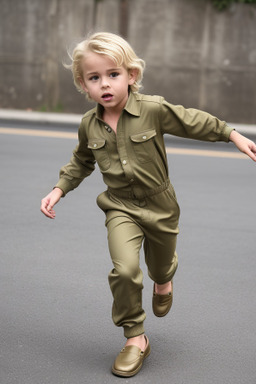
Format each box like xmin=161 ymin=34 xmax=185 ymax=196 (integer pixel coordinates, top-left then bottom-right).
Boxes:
xmin=95 ymin=92 xmax=141 ymax=121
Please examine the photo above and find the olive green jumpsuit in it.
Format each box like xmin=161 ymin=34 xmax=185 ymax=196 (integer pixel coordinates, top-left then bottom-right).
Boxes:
xmin=55 ymin=92 xmax=233 ymax=338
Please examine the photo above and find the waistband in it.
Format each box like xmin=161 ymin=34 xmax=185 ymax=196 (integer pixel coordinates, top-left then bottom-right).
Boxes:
xmin=108 ymin=179 xmax=170 ymax=200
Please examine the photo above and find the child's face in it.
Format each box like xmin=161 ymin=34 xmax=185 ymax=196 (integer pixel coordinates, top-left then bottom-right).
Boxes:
xmin=80 ymin=52 xmax=137 ymax=112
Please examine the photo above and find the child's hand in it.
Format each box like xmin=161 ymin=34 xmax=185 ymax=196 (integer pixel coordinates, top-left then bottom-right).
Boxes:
xmin=229 ymin=130 xmax=256 ymax=162
xmin=40 ymin=188 xmax=63 ymax=219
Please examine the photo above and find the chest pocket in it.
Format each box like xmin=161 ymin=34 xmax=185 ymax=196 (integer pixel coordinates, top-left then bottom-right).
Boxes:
xmin=88 ymin=139 xmax=110 ymax=172
xmin=130 ymin=129 xmax=157 ymax=163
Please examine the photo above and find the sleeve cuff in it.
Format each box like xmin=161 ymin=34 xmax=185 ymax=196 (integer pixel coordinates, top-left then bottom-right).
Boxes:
xmin=222 ymin=124 xmax=235 ymax=142
xmin=54 ymin=179 xmax=73 ymax=197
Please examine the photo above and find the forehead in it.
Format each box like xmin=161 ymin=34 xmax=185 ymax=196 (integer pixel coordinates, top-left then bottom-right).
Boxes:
xmin=82 ymin=51 xmax=120 ymax=72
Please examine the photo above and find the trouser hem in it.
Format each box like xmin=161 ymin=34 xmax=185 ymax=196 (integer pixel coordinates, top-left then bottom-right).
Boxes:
xmin=148 ymin=262 xmax=178 ymax=285
xmin=124 ymin=323 xmax=145 ymax=339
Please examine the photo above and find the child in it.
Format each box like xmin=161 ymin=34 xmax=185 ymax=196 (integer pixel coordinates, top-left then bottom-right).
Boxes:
xmin=40 ymin=32 xmax=256 ymax=378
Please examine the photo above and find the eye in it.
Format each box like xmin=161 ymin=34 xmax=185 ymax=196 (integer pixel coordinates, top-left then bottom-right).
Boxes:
xmin=89 ymin=75 xmax=99 ymax=81
xmin=110 ymin=72 xmax=119 ymax=78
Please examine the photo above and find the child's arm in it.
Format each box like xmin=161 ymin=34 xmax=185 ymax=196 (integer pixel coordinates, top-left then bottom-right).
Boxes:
xmin=229 ymin=130 xmax=256 ymax=162
xmin=40 ymin=187 xmax=64 ymax=219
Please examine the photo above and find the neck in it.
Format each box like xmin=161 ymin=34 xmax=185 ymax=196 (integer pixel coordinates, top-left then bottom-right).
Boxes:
xmin=103 ymin=108 xmax=121 ymax=119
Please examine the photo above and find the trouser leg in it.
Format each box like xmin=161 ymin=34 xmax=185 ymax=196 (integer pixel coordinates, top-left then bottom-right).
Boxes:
xmin=106 ymin=213 xmax=145 ymax=339
xmin=143 ymin=185 xmax=180 ymax=284
xmin=144 ymin=231 xmax=178 ymax=284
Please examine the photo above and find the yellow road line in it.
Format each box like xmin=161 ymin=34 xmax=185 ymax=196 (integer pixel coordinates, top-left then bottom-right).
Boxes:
xmin=0 ymin=127 xmax=247 ymax=159
xmin=165 ymin=147 xmax=247 ymax=159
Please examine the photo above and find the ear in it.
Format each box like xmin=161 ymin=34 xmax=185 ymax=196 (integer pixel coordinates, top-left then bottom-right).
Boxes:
xmin=128 ymin=69 xmax=138 ymax=85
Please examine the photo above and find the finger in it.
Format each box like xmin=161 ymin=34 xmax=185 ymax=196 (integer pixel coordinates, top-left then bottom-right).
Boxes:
xmin=250 ymin=143 xmax=256 ymax=155
xmin=47 ymin=206 xmax=56 ymax=216
xmin=42 ymin=209 xmax=56 ymax=219
xmin=246 ymin=148 xmax=256 ymax=162
xmin=46 ymin=203 xmax=53 ymax=212
xmin=40 ymin=202 xmax=56 ymax=218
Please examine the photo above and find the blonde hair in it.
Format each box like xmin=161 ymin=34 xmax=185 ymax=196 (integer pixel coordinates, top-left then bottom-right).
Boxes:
xmin=65 ymin=32 xmax=145 ymax=96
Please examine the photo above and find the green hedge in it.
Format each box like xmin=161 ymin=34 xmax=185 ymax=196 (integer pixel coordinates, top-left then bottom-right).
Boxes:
xmin=211 ymin=0 xmax=256 ymax=10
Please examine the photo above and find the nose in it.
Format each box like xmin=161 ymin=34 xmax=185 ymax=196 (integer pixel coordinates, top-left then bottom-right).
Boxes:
xmin=101 ymin=76 xmax=110 ymax=89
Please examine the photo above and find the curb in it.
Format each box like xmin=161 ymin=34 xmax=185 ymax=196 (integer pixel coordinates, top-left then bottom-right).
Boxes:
xmin=0 ymin=109 xmax=82 ymax=129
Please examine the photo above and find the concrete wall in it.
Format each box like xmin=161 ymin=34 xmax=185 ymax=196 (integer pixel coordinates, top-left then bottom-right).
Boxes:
xmin=0 ymin=0 xmax=256 ymax=123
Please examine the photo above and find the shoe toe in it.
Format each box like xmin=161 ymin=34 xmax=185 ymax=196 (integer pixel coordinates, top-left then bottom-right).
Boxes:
xmin=113 ymin=346 xmax=141 ymax=374
xmin=112 ymin=337 xmax=150 ymax=377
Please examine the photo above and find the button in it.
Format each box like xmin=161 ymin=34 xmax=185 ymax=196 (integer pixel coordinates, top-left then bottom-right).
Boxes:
xmin=107 ymin=128 xmax=112 ymax=133
xmin=93 ymin=144 xmax=97 ymax=148
xmin=122 ymin=160 xmax=127 ymax=165
xmin=130 ymin=179 xmax=134 ymax=183
xmin=142 ymin=135 xmax=147 ymax=140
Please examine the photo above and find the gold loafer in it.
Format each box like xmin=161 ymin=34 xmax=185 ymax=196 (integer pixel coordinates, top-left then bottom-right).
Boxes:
xmin=152 ymin=281 xmax=173 ymax=317
xmin=112 ymin=335 xmax=151 ymax=377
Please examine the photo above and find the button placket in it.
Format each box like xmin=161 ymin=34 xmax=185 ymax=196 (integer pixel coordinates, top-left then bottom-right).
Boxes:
xmin=116 ymin=117 xmax=135 ymax=181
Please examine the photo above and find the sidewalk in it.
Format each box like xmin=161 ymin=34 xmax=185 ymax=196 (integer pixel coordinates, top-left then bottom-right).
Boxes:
xmin=0 ymin=109 xmax=81 ymax=128
xmin=0 ymin=108 xmax=256 ymax=138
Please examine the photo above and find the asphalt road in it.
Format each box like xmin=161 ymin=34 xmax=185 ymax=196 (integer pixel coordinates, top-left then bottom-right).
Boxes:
xmin=1 ymin=124 xmax=256 ymax=384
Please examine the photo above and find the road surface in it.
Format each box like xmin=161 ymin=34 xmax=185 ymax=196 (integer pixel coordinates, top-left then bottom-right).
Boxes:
xmin=1 ymin=123 xmax=255 ymax=384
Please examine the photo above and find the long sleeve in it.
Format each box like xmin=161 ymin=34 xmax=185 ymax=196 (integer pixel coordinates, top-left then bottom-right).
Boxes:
xmin=55 ymin=122 xmax=96 ymax=196
xmin=159 ymin=99 xmax=234 ymax=142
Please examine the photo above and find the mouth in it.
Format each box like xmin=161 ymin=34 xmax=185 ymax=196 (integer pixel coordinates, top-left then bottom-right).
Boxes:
xmin=102 ymin=93 xmax=113 ymax=101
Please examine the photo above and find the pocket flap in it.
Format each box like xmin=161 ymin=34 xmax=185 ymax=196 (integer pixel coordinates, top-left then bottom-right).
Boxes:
xmin=88 ymin=139 xmax=106 ymax=149
xmin=130 ymin=129 xmax=156 ymax=143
